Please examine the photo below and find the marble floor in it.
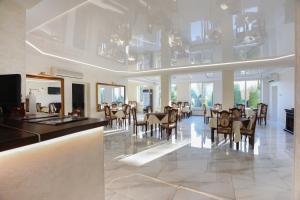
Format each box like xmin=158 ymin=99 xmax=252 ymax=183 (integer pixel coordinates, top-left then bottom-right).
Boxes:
xmin=103 ymin=116 xmax=293 ymax=200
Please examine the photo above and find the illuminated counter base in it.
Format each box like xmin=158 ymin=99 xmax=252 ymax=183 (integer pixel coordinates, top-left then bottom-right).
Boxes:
xmin=0 ymin=127 xmax=104 ymax=200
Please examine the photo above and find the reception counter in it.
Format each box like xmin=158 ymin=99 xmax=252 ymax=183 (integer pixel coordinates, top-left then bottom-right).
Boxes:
xmin=0 ymin=117 xmax=108 ymax=200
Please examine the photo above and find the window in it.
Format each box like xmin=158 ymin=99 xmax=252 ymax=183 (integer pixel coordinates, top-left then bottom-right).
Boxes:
xmin=137 ymin=85 xmax=145 ymax=103
xmin=171 ymin=84 xmax=177 ymax=102
xmin=190 ymin=20 xmax=215 ymax=43
xmin=100 ymin=88 xmax=105 ymax=104
xmin=190 ymin=82 xmax=214 ymax=108
xmin=112 ymin=87 xmax=125 ymax=103
xmin=203 ymin=83 xmax=214 ymax=107
xmin=234 ymin=80 xmax=261 ymax=108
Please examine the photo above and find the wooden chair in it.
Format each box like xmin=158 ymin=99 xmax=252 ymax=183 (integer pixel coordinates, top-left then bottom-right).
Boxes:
xmin=203 ymin=104 xmax=209 ymax=124
xmin=240 ymin=112 xmax=258 ymax=149
xmin=122 ymin=104 xmax=130 ymax=127
xmin=236 ymin=104 xmax=246 ymax=117
xmin=132 ymin=107 xmax=147 ymax=135
xmin=161 ymin=109 xmax=178 ymax=140
xmin=217 ymin=110 xmax=233 ymax=146
xmin=257 ymin=103 xmax=268 ymax=125
xmin=104 ymin=105 xmax=117 ymax=128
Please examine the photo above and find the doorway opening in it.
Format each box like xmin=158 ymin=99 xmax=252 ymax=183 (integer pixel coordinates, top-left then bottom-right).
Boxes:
xmin=72 ymin=83 xmax=85 ymax=116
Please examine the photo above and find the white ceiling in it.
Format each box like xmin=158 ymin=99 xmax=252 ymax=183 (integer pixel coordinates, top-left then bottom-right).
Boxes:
xmin=26 ymin=0 xmax=295 ymax=73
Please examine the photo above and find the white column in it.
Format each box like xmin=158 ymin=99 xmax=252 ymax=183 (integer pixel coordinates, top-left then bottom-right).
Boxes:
xmin=294 ymin=0 xmax=300 ymax=198
xmin=0 ymin=0 xmax=26 ymax=100
xmin=159 ymin=26 xmax=171 ymax=111
xmin=160 ymin=73 xmax=170 ymax=110
xmin=221 ymin=70 xmax=234 ymax=110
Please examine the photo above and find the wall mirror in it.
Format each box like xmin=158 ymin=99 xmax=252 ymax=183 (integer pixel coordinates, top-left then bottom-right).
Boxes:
xmin=96 ymin=83 xmax=125 ymax=112
xmin=26 ymin=74 xmax=65 ymax=115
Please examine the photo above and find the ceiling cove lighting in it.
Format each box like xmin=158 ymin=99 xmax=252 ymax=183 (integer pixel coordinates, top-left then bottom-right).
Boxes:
xmin=26 ymin=40 xmax=295 ymax=75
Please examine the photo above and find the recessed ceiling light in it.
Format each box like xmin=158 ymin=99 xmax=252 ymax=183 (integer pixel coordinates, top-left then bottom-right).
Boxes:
xmin=220 ymin=3 xmax=228 ymax=10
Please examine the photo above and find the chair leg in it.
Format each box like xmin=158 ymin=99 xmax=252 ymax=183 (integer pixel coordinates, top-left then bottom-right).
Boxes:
xmin=145 ymin=125 xmax=148 ymax=135
xmin=136 ymin=126 xmax=138 ymax=135
xmin=251 ymin=136 xmax=255 ymax=149
xmin=265 ymin=117 xmax=267 ymax=126
xmin=175 ymin=127 xmax=177 ymax=139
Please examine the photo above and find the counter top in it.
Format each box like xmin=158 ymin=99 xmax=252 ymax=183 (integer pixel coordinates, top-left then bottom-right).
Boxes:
xmin=0 ymin=117 xmax=108 ymax=152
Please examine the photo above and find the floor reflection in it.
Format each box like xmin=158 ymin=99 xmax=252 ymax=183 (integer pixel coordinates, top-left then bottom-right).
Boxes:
xmin=104 ymin=116 xmax=293 ymax=200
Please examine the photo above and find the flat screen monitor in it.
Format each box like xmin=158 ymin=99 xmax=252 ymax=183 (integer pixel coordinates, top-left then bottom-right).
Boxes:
xmin=48 ymin=87 xmax=61 ymax=95
xmin=0 ymin=74 xmax=21 ymax=112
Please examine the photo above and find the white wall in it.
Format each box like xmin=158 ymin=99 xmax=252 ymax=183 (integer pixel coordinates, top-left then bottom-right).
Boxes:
xmin=26 ymin=46 xmax=126 ymax=117
xmin=268 ymin=68 xmax=295 ymax=124
xmin=127 ymin=81 xmax=158 ymax=112
xmin=0 ymin=0 xmax=26 ymax=99
xmin=176 ymin=81 xmax=190 ymax=102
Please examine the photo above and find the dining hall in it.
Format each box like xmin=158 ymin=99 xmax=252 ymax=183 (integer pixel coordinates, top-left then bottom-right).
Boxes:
xmin=0 ymin=0 xmax=300 ymax=199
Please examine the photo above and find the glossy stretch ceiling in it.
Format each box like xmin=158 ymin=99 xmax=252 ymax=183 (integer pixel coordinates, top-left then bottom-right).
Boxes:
xmin=27 ymin=0 xmax=295 ymax=72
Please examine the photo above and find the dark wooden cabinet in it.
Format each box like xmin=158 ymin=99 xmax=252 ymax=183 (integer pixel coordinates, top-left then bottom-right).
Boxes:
xmin=284 ymin=109 xmax=294 ymax=134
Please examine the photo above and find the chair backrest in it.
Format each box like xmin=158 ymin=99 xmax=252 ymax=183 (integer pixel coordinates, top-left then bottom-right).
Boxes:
xmin=183 ymin=102 xmax=189 ymax=107
xmin=171 ymin=102 xmax=178 ymax=109
xmin=214 ymin=103 xmax=222 ymax=110
xmin=168 ymin=109 xmax=178 ymax=124
xmin=111 ymin=103 xmax=118 ymax=109
xmin=132 ymin=107 xmax=137 ymax=122
xmin=177 ymin=102 xmax=182 ymax=108
xmin=217 ymin=111 xmax=232 ymax=128
xmin=49 ymin=103 xmax=57 ymax=114
xmin=230 ymin=108 xmax=242 ymax=121
xmin=210 ymin=108 xmax=218 ymax=118
xmin=122 ymin=104 xmax=129 ymax=115
xmin=247 ymin=111 xmax=258 ymax=133
xmin=129 ymin=101 xmax=137 ymax=108
xmin=257 ymin=103 xmax=268 ymax=116
xmin=164 ymin=106 xmax=172 ymax=113
xmin=104 ymin=105 xmax=111 ymax=117
xmin=237 ymin=104 xmax=245 ymax=110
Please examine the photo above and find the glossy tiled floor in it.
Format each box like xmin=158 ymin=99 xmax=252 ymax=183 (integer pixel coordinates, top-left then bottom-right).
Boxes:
xmin=104 ymin=116 xmax=293 ymax=200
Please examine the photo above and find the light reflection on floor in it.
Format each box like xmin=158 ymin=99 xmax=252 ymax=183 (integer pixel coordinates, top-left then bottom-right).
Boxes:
xmin=104 ymin=116 xmax=293 ymax=200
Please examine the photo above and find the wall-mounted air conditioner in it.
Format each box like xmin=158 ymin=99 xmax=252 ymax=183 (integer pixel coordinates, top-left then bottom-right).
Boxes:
xmin=51 ymin=67 xmax=84 ymax=79
xmin=267 ymin=73 xmax=279 ymax=83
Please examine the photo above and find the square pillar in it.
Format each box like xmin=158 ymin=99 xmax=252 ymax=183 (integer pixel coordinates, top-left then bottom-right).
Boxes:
xmin=160 ymin=73 xmax=170 ymax=110
xmin=221 ymin=70 xmax=234 ymax=110
xmin=294 ymin=0 xmax=300 ymax=198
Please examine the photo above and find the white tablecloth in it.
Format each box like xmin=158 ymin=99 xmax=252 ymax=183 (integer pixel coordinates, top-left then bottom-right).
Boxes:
xmin=144 ymin=114 xmax=168 ymax=125
xmin=208 ymin=118 xmax=243 ymax=142
xmin=112 ymin=110 xmax=125 ymax=119
xmin=182 ymin=106 xmax=191 ymax=113
xmin=245 ymin=108 xmax=255 ymax=118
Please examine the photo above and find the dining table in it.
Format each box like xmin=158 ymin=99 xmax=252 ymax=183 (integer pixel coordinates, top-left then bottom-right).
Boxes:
xmin=144 ymin=112 xmax=168 ymax=136
xmin=209 ymin=117 xmax=250 ymax=143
